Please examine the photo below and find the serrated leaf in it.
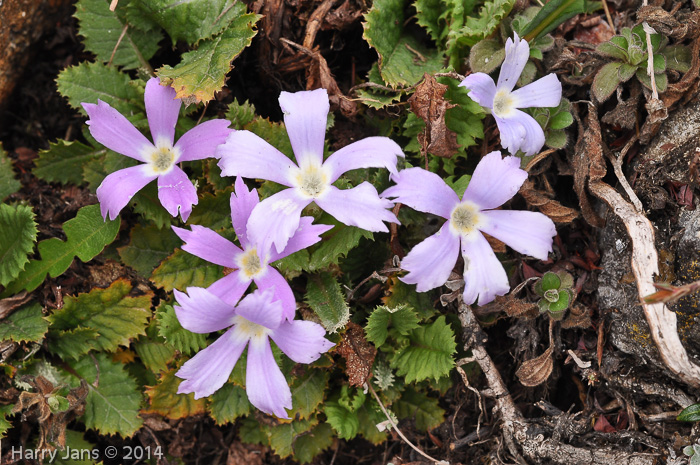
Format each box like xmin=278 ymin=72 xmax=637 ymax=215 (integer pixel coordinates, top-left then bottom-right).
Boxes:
xmin=267 ymin=418 xmax=317 ymax=459
xmin=414 ymin=0 xmax=441 ymax=43
xmin=437 ymin=75 xmax=485 ymax=152
xmin=305 ymin=272 xmax=350 ymax=334
xmin=187 ymin=187 xmax=234 ymax=229
xmin=0 ymin=405 xmax=11 ymax=439
xmin=117 ymin=223 xmax=180 ymax=276
xmin=325 ymin=401 xmax=360 ymax=440
xmin=382 ymin=278 xmax=436 ymax=320
xmin=151 ymin=248 xmax=224 ymax=292
xmin=309 ymin=224 xmax=373 ymax=271
xmin=49 ymin=327 xmax=101 ymax=360
xmin=0 ymin=303 xmax=48 ymax=343
xmin=157 ymin=10 xmax=260 ymax=103
xmin=290 ymin=369 xmax=328 ymax=420
xmin=134 ymin=321 xmax=176 ymax=374
xmin=0 ymin=204 xmax=38 ymax=287
xmin=143 ymin=367 xmax=207 ymax=419
xmin=365 ymin=305 xmax=420 ymax=346
xmin=225 ymin=98 xmax=257 ymax=129
xmin=458 ymin=0 xmax=515 ymax=47
xmin=2 ymin=205 xmax=119 ymax=296
xmin=156 ymin=304 xmax=207 ymax=355
xmin=129 ymin=181 xmax=173 ymax=229
xmin=209 ymin=383 xmax=251 ymax=425
xmin=70 ymin=353 xmax=143 ymax=437
xmin=393 ymin=386 xmax=445 ymax=430
xmin=357 ymin=400 xmax=389 ymax=444
xmin=33 ymin=140 xmax=106 ymax=185
xmin=391 ymin=316 xmax=456 ymax=383
xmin=75 ymin=0 xmax=162 ymax=69
xmin=293 ymin=422 xmax=334 ymax=464
xmin=0 ymin=146 xmax=20 ymax=201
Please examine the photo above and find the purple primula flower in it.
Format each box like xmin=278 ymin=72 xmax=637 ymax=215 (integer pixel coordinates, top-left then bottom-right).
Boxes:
xmin=459 ymin=33 xmax=562 ymax=157
xmin=82 ymin=77 xmax=232 ymax=221
xmin=382 ymin=151 xmax=557 ymax=306
xmin=174 ymin=287 xmax=334 ymax=418
xmin=172 ymin=177 xmax=331 ymax=320
xmin=216 ymin=88 xmax=404 ymax=254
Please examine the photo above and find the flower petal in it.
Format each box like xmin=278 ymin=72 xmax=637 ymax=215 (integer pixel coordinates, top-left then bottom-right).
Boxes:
xmin=382 ymin=167 xmax=459 ymax=219
xmin=253 ymin=266 xmax=297 ymax=321
xmin=176 ymin=327 xmax=248 ymax=399
xmin=480 ymin=210 xmax=556 ymax=260
xmin=400 ymin=222 xmax=460 ymax=292
xmin=207 ymin=271 xmax=250 ymax=306
xmin=461 ymin=233 xmax=510 ymax=306
xmin=270 ymin=216 xmax=332 ymax=262
xmin=246 ymin=336 xmax=292 ymax=418
xmin=510 ymin=73 xmax=562 ymax=109
xmin=458 ymin=73 xmax=497 ymax=109
xmin=270 ymin=320 xmax=334 ymax=364
xmin=495 ymin=110 xmax=546 ymax=157
xmin=462 ymin=151 xmax=527 ymax=209
xmin=324 ymin=137 xmax=405 ymax=182
xmin=230 ymin=177 xmax=260 ymax=249
xmin=172 ymin=225 xmax=241 ymax=268
xmin=175 ymin=119 xmax=233 ymax=162
xmin=145 ymin=78 xmax=181 ymax=147
xmin=246 ymin=188 xmax=311 ymax=255
xmin=157 ymin=166 xmax=198 ymax=221
xmin=82 ymin=101 xmax=152 ymax=162
xmin=279 ymin=89 xmax=329 ymax=168
xmin=96 ymin=165 xmax=157 ymax=220
xmin=217 ymin=130 xmax=296 ymax=186
xmin=497 ymin=33 xmax=530 ymax=92
xmin=174 ymin=287 xmax=236 ymax=333
xmin=315 ymin=183 xmax=397 ymax=232
xmin=235 ymin=288 xmax=285 ymax=330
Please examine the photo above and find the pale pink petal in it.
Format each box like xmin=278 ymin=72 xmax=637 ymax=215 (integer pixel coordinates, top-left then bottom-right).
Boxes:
xmin=458 ymin=73 xmax=497 ymax=108
xmin=145 ymin=78 xmax=181 ymax=147
xmin=461 ymin=233 xmax=510 ymax=306
xmin=96 ymin=165 xmax=157 ymax=220
xmin=270 ymin=216 xmax=332 ymax=262
xmin=495 ymin=110 xmax=546 ymax=157
xmin=172 ymin=225 xmax=242 ymax=268
xmin=382 ymin=167 xmax=459 ymax=219
xmin=173 ymin=287 xmax=236 ymax=333
xmin=497 ymin=33 xmax=530 ymax=92
xmin=480 ymin=210 xmax=556 ymax=260
xmin=494 ymin=113 xmax=526 ymax=156
xmin=400 ymin=222 xmax=460 ymax=292
xmin=176 ymin=327 xmax=248 ymax=399
xmin=235 ymin=288 xmax=285 ymax=330
xmin=246 ymin=336 xmax=292 ymax=418
xmin=230 ymin=177 xmax=259 ymax=249
xmin=462 ymin=151 xmax=527 ymax=209
xmin=246 ymin=189 xmax=311 ymax=255
xmin=175 ymin=119 xmax=233 ymax=162
xmin=278 ymin=89 xmax=329 ymax=167
xmin=157 ymin=166 xmax=198 ymax=221
xmin=270 ymin=320 xmax=334 ymax=364
xmin=315 ymin=183 xmax=397 ymax=233
xmin=253 ymin=267 xmax=297 ymax=321
xmin=216 ymin=130 xmax=295 ymax=186
xmin=511 ymin=73 xmax=562 ymax=109
xmin=323 ymin=137 xmax=405 ymax=182
xmin=208 ymin=271 xmax=250 ymax=306
xmin=82 ymin=101 xmax=152 ymax=162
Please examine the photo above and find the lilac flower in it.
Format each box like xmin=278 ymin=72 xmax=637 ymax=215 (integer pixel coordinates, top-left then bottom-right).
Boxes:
xmin=174 ymin=287 xmax=334 ymax=418
xmin=382 ymin=151 xmax=556 ymax=306
xmin=172 ymin=177 xmax=330 ymax=321
xmin=82 ymin=77 xmax=232 ymax=221
xmin=459 ymin=33 xmax=562 ymax=157
xmin=216 ymin=88 xmax=403 ymax=254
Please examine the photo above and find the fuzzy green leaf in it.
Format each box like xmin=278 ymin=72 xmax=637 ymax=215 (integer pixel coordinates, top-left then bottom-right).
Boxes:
xmin=469 ymin=39 xmax=506 ymax=74
xmin=0 ymin=204 xmax=38 ymax=287
xmin=678 ymin=403 xmax=700 ymax=422
xmin=118 ymin=223 xmax=180 ymax=276
xmin=209 ymin=383 xmax=251 ymax=425
xmin=156 ymin=304 xmax=207 ymax=355
xmin=33 ymin=140 xmax=106 ymax=186
xmin=597 ymin=40 xmax=629 ymax=61
xmin=151 ymin=248 xmax=224 ymax=292
xmin=324 ymin=402 xmax=360 ymax=440
xmin=293 ymin=423 xmax=334 ymax=464
xmin=592 ymin=62 xmax=623 ymax=102
xmin=541 ymin=271 xmax=561 ymax=291
xmin=0 ymin=146 xmax=20 ymax=201
xmin=309 ymin=223 xmax=373 ymax=271
xmin=305 ymin=272 xmax=350 ymax=334
xmin=290 ymin=369 xmax=328 ymax=420
xmin=0 ymin=303 xmax=49 ymax=343
xmin=391 ymin=316 xmax=456 ymax=383
xmin=393 ymin=386 xmax=445 ymax=430
xmin=365 ymin=305 xmax=420 ymax=347
xmin=663 ymin=45 xmax=691 ymax=73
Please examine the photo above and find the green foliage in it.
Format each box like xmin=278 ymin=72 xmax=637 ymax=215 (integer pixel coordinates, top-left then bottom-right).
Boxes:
xmin=534 ymin=270 xmax=574 ymax=319
xmin=156 ymin=304 xmax=208 ymax=355
xmin=309 ymin=223 xmax=373 ymax=271
xmin=305 ymin=272 xmax=350 ymax=333
xmin=0 ymin=405 xmax=13 ymax=439
xmin=324 ymin=402 xmax=360 ymax=439
xmin=209 ymin=383 xmax=251 ymax=425
xmin=437 ymin=75 xmax=485 ymax=152
xmin=151 ymin=248 xmax=224 ymax=291
xmin=365 ymin=305 xmax=420 ymax=347
xmin=187 ymin=187 xmax=235 ymax=229
xmin=117 ymin=223 xmax=180 ymax=276
xmin=134 ymin=321 xmax=176 ymax=374
xmin=521 ymin=0 xmax=600 ymax=41
xmin=266 ymin=418 xmax=318 ymax=459
xmin=225 ymin=99 xmax=257 ymax=129
xmin=0 ymin=203 xmax=38 ymax=286
xmin=457 ymin=0 xmax=514 ymax=48
xmin=290 ymin=369 xmax=328 ymax=420
xmin=678 ymin=403 xmax=700 ymax=422
xmin=2 ymin=205 xmax=120 ymax=296
xmin=383 ymin=278 xmax=436 ymax=320
xmin=393 ymin=386 xmax=445 ymax=430
xmin=53 ymin=430 xmax=98 ymax=465
xmin=33 ymin=140 xmax=106 ymax=186
xmin=0 ymin=303 xmax=49 ymax=343
xmin=292 ymin=423 xmax=334 ymax=464
xmin=684 ymin=445 xmax=700 ymax=465
xmin=355 ymin=65 xmax=404 ymax=109
xmin=144 ymin=367 xmax=207 ymax=419
xmin=529 ymin=98 xmax=574 ymax=150
xmin=391 ymin=316 xmax=457 ymax=383
xmin=0 ymin=146 xmax=20 ymax=201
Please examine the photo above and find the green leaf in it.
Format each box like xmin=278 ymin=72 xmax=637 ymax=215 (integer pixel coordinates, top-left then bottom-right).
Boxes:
xmin=187 ymin=187 xmax=235 ymax=230
xmin=0 ymin=405 xmax=13 ymax=439
xmin=663 ymin=45 xmax=691 ymax=73
xmin=636 ymin=68 xmax=668 ymax=93
xmin=144 ymin=367 xmax=207 ymax=418
xmin=680 ymin=403 xmax=700 ymax=422
xmin=391 ymin=316 xmax=456 ymax=383
xmin=134 ymin=321 xmax=176 ymax=374
xmin=2 ymin=205 xmax=119 ymax=296
xmin=225 ymin=98 xmax=257 ymax=129
xmin=33 ymin=140 xmax=106 ymax=186
xmin=458 ymin=0 xmax=515 ymax=47
xmin=592 ymin=62 xmax=624 ymax=102
xmin=49 ymin=328 xmax=100 ymax=360
xmin=70 ymin=353 xmax=143 ymax=437
xmin=0 ymin=204 xmax=38 ymax=287
xmin=209 ymin=383 xmax=251 ymax=425
xmin=549 ymin=289 xmax=571 ymax=312
xmin=383 ymin=278 xmax=436 ymax=320
xmin=597 ymin=40 xmax=629 ymax=61
xmin=469 ymin=39 xmax=506 ymax=74
xmin=53 ymin=430 xmax=97 ymax=465
xmin=309 ymin=223 xmax=373 ymax=271
xmin=75 ymin=0 xmax=162 ymax=69
xmin=0 ymin=145 xmax=20 ymax=201
xmin=151 ymin=248 xmax=224 ymax=292
xmin=305 ymin=272 xmax=350 ymax=333
xmin=324 ymin=402 xmax=360 ymax=440
xmin=540 ymin=271 xmax=561 ymax=291
xmin=355 ymin=65 xmax=403 ymax=109
xmin=156 ymin=304 xmax=207 ymax=355
xmin=357 ymin=400 xmax=389 ymax=444
xmin=130 ymin=181 xmax=174 ymax=229
xmin=267 ymin=418 xmax=317 ymax=459
xmin=393 ymin=386 xmax=445 ymax=430
xmin=437 ymin=75 xmax=485 ymax=152
xmin=365 ymin=305 xmax=420 ymax=347
xmin=117 ymin=223 xmax=180 ymax=276
xmin=157 ymin=8 xmax=260 ymax=103
xmin=545 ymin=130 xmax=568 ymax=149
xmin=290 ymin=369 xmax=328 ymax=420
xmin=293 ymin=423 xmax=334 ymax=464
xmin=522 ymin=0 xmax=598 ymax=41
xmin=0 ymin=303 xmax=49 ymax=343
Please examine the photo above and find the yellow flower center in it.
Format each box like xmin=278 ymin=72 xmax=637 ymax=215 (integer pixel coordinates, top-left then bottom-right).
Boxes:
xmin=233 ymin=315 xmax=270 ymax=339
xmin=237 ymin=248 xmax=265 ymax=280
xmin=294 ymin=163 xmax=329 ymax=198
xmin=492 ymin=89 xmax=516 ymax=118
xmin=149 ymin=146 xmax=176 ymax=173
xmin=450 ymin=202 xmax=483 ymax=237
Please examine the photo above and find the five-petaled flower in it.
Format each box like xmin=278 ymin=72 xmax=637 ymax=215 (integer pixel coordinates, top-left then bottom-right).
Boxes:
xmin=172 ymin=177 xmax=331 ymax=321
xmin=174 ymin=287 xmax=334 ymax=418
xmin=382 ymin=151 xmax=557 ymax=306
xmin=459 ymin=33 xmax=562 ymax=157
xmin=82 ymin=77 xmax=232 ymax=221
xmin=216 ymin=88 xmax=404 ymax=254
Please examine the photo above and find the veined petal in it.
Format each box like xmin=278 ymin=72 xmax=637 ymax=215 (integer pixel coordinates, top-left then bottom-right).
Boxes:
xmin=175 ymin=119 xmax=233 ymax=162
xmin=323 ymin=137 xmax=405 ymax=182
xmin=217 ymin=130 xmax=296 ymax=186
xmin=382 ymin=167 xmax=458 ymax=219
xmin=174 ymin=287 xmax=236 ymax=333
xmin=235 ymin=288 xmax=285 ymax=330
xmin=480 ymin=210 xmax=556 ymax=260
xmin=253 ymin=267 xmax=296 ymax=321
xmin=461 ymin=233 xmax=510 ymax=306
xmin=207 ymin=271 xmax=250 ymax=306
xmin=246 ymin=188 xmax=311 ymax=255
xmin=495 ymin=110 xmax=546 ymax=157
xmin=172 ymin=225 xmax=242 ymax=268
xmin=462 ymin=151 xmax=527 ymax=209
xmin=157 ymin=166 xmax=198 ymax=221
xmin=246 ymin=336 xmax=292 ymax=418
xmin=400 ymin=222 xmax=460 ymax=292
xmin=230 ymin=177 xmax=260 ymax=249
xmin=145 ymin=78 xmax=181 ymax=147
xmin=315 ymin=183 xmax=397 ymax=232
xmin=96 ymin=165 xmax=157 ymax=220
xmin=497 ymin=33 xmax=530 ymax=92
xmin=279 ymin=89 xmax=329 ymax=168
xmin=82 ymin=101 xmax=152 ymax=162
xmin=270 ymin=320 xmax=334 ymax=364
xmin=270 ymin=216 xmax=332 ymax=262
xmin=459 ymin=73 xmax=497 ymax=108
xmin=511 ymin=73 xmax=562 ymax=109
xmin=176 ymin=327 xmax=248 ymax=399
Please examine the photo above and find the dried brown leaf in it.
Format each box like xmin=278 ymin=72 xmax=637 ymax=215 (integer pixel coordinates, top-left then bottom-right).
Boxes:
xmin=0 ymin=291 xmax=31 ymax=319
xmin=571 ymin=104 xmax=607 ymax=227
xmin=337 ymin=322 xmax=376 ymax=386
xmin=408 ymin=74 xmax=459 ymax=158
xmin=516 ymin=345 xmax=554 ymax=387
xmin=519 ymin=180 xmax=579 ymax=224
xmin=561 ymin=303 xmax=592 ymax=329
xmin=493 ymin=294 xmax=538 ymax=318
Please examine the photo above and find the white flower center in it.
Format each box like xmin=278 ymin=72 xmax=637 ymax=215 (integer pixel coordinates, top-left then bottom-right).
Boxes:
xmin=450 ymin=201 xmax=484 ymax=238
xmin=148 ymin=145 xmax=177 ymax=174
xmin=293 ymin=163 xmax=329 ymax=199
xmin=492 ymin=89 xmax=516 ymax=118
xmin=236 ymin=248 xmax=266 ymax=280
xmin=233 ymin=315 xmax=271 ymax=340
